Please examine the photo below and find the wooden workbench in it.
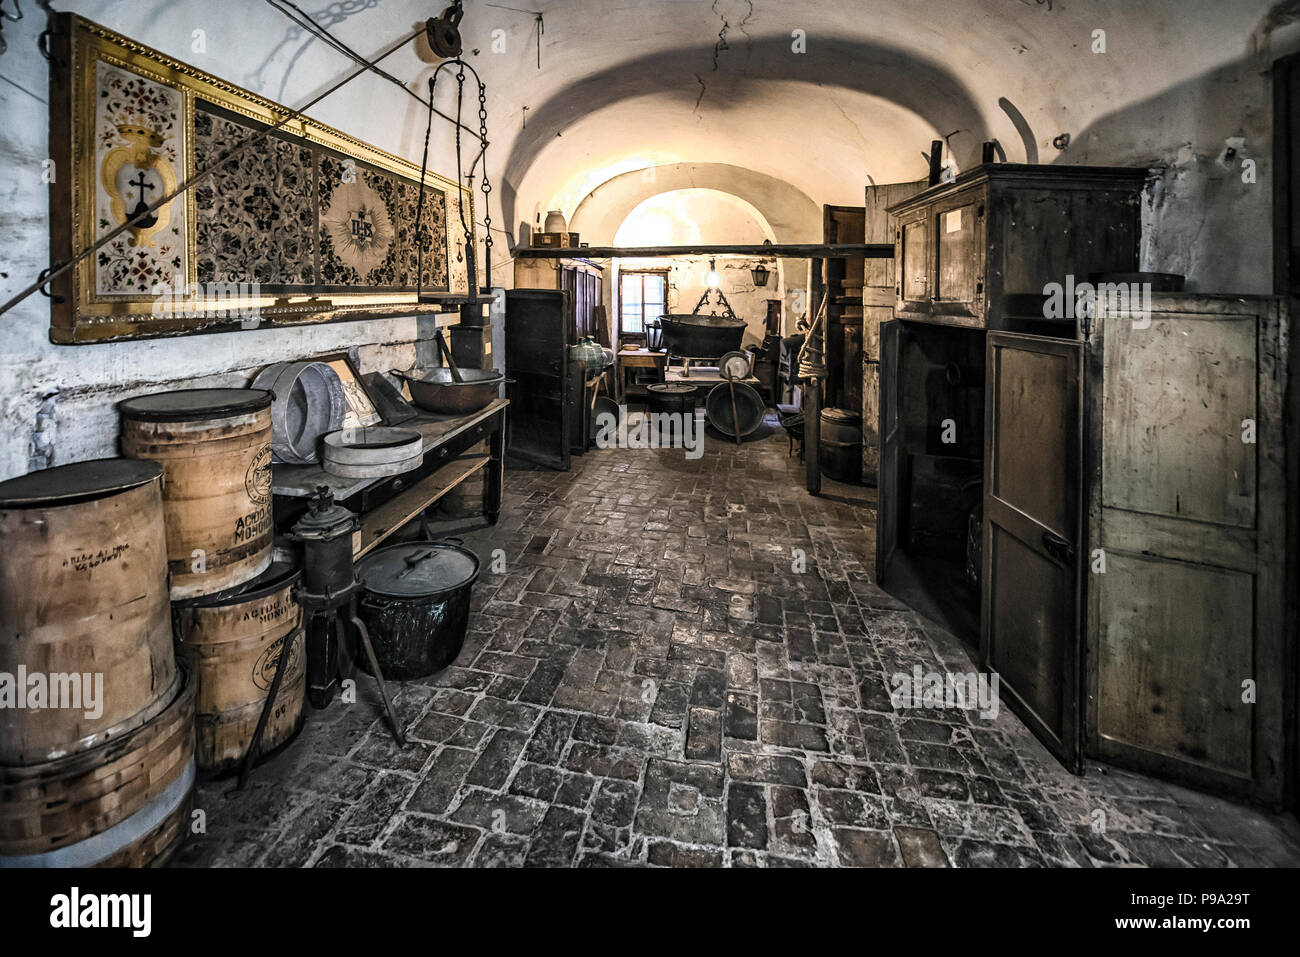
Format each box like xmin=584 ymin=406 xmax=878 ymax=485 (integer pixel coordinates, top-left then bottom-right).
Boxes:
xmin=273 ymin=399 xmax=508 ymax=558
xmin=664 ymin=364 xmax=761 ymax=390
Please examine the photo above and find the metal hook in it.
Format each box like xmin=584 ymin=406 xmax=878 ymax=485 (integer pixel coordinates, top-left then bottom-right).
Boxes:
xmin=37 ymin=265 xmax=65 ymax=304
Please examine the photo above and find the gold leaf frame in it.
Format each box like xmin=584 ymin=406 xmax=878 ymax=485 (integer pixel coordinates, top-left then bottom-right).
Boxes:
xmin=47 ymin=13 xmax=475 ymax=344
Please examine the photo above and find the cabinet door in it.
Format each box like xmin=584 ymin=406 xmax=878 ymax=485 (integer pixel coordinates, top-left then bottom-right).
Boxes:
xmin=1085 ymin=301 xmax=1286 ymax=804
xmin=983 ymin=332 xmax=1084 ymax=772
xmin=896 ymin=213 xmax=930 ymax=311
xmin=931 ymin=191 xmax=986 ymax=324
xmin=504 ymin=289 xmax=571 ymax=470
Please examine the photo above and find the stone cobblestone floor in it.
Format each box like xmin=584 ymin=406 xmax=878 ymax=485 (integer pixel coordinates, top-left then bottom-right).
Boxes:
xmin=177 ymin=417 xmax=1300 ymax=868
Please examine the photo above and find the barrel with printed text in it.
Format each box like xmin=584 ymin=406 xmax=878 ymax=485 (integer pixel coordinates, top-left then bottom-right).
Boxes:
xmin=0 ymin=459 xmax=177 ymax=766
xmin=174 ymin=560 xmax=306 ymax=775
xmin=119 ymin=389 xmax=274 ymax=599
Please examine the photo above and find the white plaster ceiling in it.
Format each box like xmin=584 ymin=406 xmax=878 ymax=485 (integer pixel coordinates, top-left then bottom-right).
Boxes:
xmin=41 ymin=0 xmax=1291 ymax=245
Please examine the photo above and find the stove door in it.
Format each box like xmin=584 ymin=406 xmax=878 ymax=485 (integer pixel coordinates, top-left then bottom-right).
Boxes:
xmin=982 ymin=331 xmax=1084 ymax=772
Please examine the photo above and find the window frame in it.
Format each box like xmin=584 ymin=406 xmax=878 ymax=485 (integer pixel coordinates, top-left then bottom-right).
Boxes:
xmin=618 ymin=268 xmax=669 ymax=336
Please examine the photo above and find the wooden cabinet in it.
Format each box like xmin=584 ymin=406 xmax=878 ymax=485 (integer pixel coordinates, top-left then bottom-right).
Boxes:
xmin=514 ymin=257 xmax=604 ymax=344
xmin=888 ymin=165 xmax=1147 ymax=330
xmin=981 ymin=296 xmax=1291 ymax=805
xmin=1083 ymin=296 xmax=1289 ymax=804
xmin=880 ymin=164 xmax=1294 ymax=805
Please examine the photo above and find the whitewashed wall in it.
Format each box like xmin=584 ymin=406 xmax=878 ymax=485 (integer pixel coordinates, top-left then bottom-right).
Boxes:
xmin=0 ymin=2 xmax=474 ymax=479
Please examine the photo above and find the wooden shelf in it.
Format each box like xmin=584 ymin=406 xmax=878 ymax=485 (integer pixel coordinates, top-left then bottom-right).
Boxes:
xmin=355 ymin=454 xmax=491 ymax=558
xmin=417 ymin=292 xmax=496 ymax=306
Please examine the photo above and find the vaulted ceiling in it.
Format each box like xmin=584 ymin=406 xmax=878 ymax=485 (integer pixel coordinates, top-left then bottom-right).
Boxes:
xmin=32 ymin=0 xmax=1300 ymax=267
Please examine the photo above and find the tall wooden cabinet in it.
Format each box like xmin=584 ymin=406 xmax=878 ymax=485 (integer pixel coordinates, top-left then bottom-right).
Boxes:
xmin=879 ymin=164 xmax=1295 ymax=806
xmin=1083 ymin=297 xmax=1289 ymax=803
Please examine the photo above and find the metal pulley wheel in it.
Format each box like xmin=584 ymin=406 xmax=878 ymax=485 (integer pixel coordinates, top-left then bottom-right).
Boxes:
xmin=426 ymin=2 xmax=465 ymax=58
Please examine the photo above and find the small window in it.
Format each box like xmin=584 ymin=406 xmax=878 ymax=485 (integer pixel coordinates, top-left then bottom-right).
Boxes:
xmin=620 ymin=271 xmax=667 ymax=335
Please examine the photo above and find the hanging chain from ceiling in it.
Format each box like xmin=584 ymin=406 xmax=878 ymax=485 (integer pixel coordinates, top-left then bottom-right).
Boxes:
xmin=415 ymin=58 xmax=493 ymax=302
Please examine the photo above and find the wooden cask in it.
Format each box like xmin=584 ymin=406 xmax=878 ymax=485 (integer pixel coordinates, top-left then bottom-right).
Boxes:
xmin=119 ymin=389 xmax=274 ymax=599
xmin=174 ymin=561 xmax=306 ymax=774
xmin=0 ymin=459 xmax=177 ymax=766
xmin=0 ymin=667 xmax=195 ymax=866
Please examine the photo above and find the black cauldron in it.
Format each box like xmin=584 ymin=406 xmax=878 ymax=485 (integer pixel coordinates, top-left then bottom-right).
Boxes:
xmin=356 ymin=541 xmax=481 ymax=679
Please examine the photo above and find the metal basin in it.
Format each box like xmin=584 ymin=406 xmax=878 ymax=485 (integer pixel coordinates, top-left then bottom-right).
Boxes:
xmin=397 ymin=368 xmax=503 ymax=415
xmin=705 ymin=382 xmax=765 ymax=439
xmin=659 ymin=314 xmax=746 ymax=359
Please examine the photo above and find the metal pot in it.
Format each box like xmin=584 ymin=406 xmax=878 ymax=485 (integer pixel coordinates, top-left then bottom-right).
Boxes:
xmin=396 ymin=368 xmax=503 ymax=415
xmin=659 ymin=314 xmax=747 ymax=359
xmin=355 ymin=541 xmax=481 ymax=680
xmin=646 ymin=382 xmax=698 ymax=416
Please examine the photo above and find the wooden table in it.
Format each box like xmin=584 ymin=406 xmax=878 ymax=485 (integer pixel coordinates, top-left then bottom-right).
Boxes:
xmin=273 ymin=399 xmax=508 ymax=559
xmin=616 ymin=348 xmax=667 ymax=401
xmin=664 ymin=364 xmax=761 ymax=391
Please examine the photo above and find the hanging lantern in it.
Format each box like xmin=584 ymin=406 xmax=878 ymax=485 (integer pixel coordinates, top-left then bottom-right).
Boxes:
xmin=751 ymin=263 xmax=770 ymax=287
xmin=706 ymin=259 xmax=722 ymax=289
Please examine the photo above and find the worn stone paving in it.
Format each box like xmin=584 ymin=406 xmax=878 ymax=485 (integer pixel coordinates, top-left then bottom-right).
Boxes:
xmin=177 ymin=417 xmax=1300 ymax=868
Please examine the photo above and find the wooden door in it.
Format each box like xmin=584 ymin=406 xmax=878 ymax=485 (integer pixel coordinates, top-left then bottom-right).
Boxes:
xmin=875 ymin=319 xmax=904 ymax=583
xmin=504 ymin=289 xmax=571 ymax=470
xmin=863 ymin=180 xmax=926 ymax=487
xmin=982 ymin=332 xmax=1084 ymax=771
xmin=1085 ymin=299 xmax=1287 ymax=804
xmin=930 ymin=187 xmax=987 ymax=326
xmin=895 ymin=209 xmax=931 ymax=315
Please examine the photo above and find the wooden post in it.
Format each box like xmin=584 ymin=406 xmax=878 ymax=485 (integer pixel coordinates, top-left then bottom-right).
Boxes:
xmin=928 ymin=139 xmax=944 ymax=186
xmin=806 ymin=378 xmax=822 ymax=495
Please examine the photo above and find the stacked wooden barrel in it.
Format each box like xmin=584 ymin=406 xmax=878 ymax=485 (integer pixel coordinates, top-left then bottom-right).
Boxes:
xmin=173 ymin=562 xmax=306 ymax=774
xmin=119 ymin=389 xmax=276 ymax=599
xmin=120 ymin=389 xmax=305 ymax=777
xmin=0 ymin=460 xmax=195 ymax=867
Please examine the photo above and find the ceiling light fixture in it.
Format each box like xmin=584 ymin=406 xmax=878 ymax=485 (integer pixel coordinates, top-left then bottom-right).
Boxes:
xmin=706 ymin=259 xmax=722 ymax=289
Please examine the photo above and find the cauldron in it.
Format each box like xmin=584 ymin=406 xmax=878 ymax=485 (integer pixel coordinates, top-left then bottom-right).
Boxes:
xmin=659 ymin=314 xmax=746 ymax=359
xmin=356 ymin=541 xmax=481 ymax=679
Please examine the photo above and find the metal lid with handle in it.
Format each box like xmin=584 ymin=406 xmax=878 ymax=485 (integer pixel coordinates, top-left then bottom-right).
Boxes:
xmin=358 ymin=540 xmax=480 ymax=599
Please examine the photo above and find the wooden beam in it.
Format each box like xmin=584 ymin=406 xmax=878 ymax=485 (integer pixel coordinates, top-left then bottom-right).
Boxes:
xmin=514 ymin=243 xmax=895 ymax=260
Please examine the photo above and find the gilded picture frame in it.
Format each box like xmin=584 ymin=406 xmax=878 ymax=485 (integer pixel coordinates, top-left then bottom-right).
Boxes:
xmin=46 ymin=13 xmax=476 ymax=344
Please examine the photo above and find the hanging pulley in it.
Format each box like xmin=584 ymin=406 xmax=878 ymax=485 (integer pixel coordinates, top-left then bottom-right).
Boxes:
xmin=426 ymin=2 xmax=465 ymax=59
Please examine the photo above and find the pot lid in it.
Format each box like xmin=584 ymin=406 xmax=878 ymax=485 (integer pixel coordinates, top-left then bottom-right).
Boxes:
xmin=119 ymin=388 xmax=272 ymax=421
xmin=647 ymin=383 xmax=697 ymax=395
xmin=359 ymin=542 xmax=479 ymax=598
xmin=178 ymin=559 xmax=301 ymax=609
xmin=0 ymin=458 xmax=162 ymax=508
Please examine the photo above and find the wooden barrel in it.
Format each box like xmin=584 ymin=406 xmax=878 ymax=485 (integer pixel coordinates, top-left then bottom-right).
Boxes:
xmin=119 ymin=389 xmax=274 ymax=599
xmin=0 ymin=667 xmax=196 ymax=867
xmin=174 ymin=561 xmax=306 ymax=775
xmin=0 ymin=459 xmax=178 ymax=766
